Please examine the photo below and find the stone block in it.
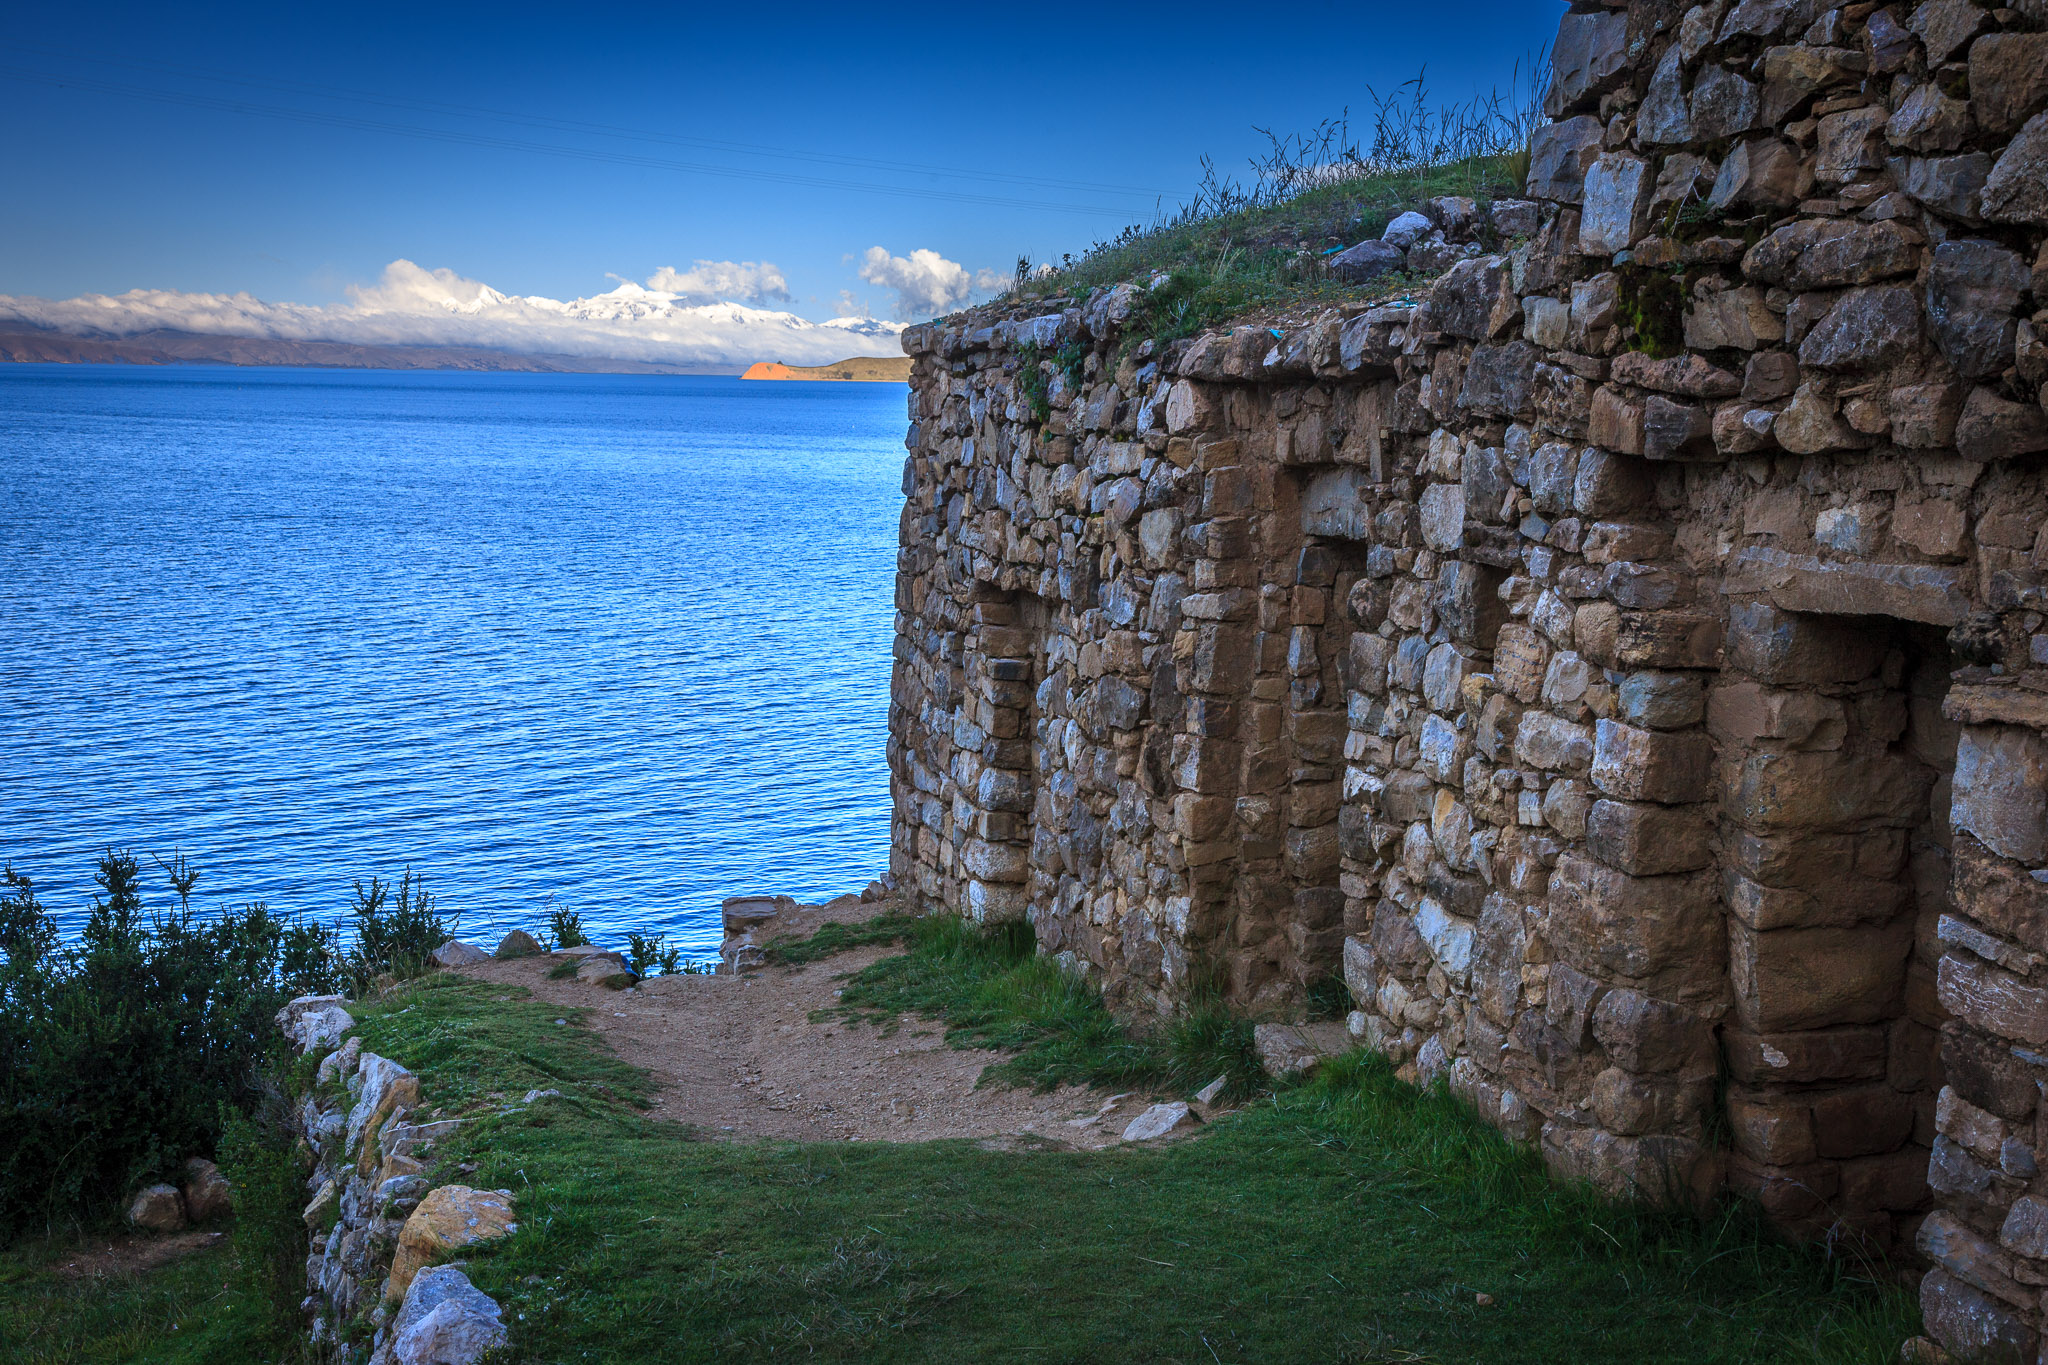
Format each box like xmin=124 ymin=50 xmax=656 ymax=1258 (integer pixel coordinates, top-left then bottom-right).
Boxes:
xmin=1525 ymin=115 xmax=1605 ymax=204
xmin=1726 ymin=750 xmax=1928 ymax=833
xmin=1586 ymin=799 xmax=1711 ymax=875
xmin=1729 ymin=919 xmax=1914 ymax=1031
xmin=1728 ymin=1092 xmax=1817 ymax=1164
xmin=1970 ymin=33 xmax=2048 ymax=136
xmin=1812 ymin=1085 xmax=1916 ymax=1159
xmin=1723 ymin=600 xmax=1882 ymax=684
xmin=1514 ymin=710 xmax=1594 ymax=774
xmin=1920 ymin=1268 xmax=2036 ymax=1364
xmin=1549 ymin=852 xmax=1723 ymax=995
xmin=1721 ymin=1025 xmax=1888 ymax=1085
xmin=1983 ymin=111 xmax=2048 ymax=226
xmin=1950 ymin=835 xmax=2048 ymax=953
xmin=1616 ymin=672 xmax=1704 ymax=730
xmin=1952 ymin=725 xmax=2048 ymax=865
xmin=1547 ymin=7 xmax=1629 ymax=115
xmin=1798 ymin=285 xmax=1922 ymax=372
xmin=1590 ymin=720 xmax=1712 ymax=805
xmin=1741 ymin=218 xmax=1921 ymax=291
xmin=1938 ymin=955 xmax=2048 ymax=1048
xmin=1592 ymin=988 xmax=1717 ymax=1074
xmin=1578 ymin=154 xmax=1650 ymax=256
xmin=1926 ymin=240 xmax=2029 ymax=384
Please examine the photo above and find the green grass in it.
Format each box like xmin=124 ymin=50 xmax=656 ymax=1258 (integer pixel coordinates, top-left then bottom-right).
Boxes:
xmin=322 ymin=953 xmax=1913 ymax=1364
xmin=0 ymin=1239 xmax=291 ymax=1365
xmin=815 ymin=914 xmax=1264 ymax=1101
xmin=4 ymin=925 xmax=1919 ymax=1364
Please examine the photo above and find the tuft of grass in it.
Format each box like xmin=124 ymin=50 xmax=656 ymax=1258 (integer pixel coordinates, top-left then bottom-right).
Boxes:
xmin=817 ymin=915 xmax=1263 ymax=1100
xmin=546 ymin=958 xmax=581 ymax=981
xmin=758 ymin=912 xmax=921 ymax=967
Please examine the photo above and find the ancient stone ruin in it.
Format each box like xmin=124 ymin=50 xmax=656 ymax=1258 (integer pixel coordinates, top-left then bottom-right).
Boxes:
xmin=889 ymin=0 xmax=2048 ymax=1355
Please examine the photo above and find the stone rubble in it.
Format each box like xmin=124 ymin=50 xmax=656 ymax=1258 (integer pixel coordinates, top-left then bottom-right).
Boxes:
xmin=890 ymin=4 xmax=2048 ymax=1357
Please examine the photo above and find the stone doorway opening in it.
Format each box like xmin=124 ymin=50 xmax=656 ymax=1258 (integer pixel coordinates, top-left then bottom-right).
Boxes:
xmin=1713 ymin=603 xmax=1954 ymax=1249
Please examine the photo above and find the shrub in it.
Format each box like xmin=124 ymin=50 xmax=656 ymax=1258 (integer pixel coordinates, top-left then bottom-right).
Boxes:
xmin=0 ymin=853 xmax=447 ymax=1233
xmin=546 ymin=902 xmax=588 ymax=951
xmin=215 ymin=1084 xmax=312 ymax=1341
xmin=341 ymin=866 xmax=454 ymax=994
xmin=625 ymin=931 xmax=683 ymax=977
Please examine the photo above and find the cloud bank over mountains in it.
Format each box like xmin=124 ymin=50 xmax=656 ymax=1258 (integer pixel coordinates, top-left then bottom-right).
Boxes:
xmin=0 ymin=258 xmax=954 ymax=369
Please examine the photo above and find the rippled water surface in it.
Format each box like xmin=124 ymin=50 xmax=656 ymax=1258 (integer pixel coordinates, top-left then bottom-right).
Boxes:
xmin=0 ymin=365 xmax=904 ymax=956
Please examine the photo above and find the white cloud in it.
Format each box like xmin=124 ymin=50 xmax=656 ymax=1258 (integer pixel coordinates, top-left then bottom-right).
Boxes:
xmin=835 ymin=289 xmax=870 ymax=319
xmin=0 ymin=260 xmax=903 ymax=370
xmin=856 ymin=246 xmax=1006 ymax=321
xmin=643 ymin=259 xmax=791 ymax=306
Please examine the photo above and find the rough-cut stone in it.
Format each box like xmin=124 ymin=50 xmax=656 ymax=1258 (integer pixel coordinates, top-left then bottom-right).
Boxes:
xmin=1971 ymin=34 xmax=2048 ymax=136
xmin=1579 ymin=155 xmax=1650 ymax=256
xmin=1926 ymin=240 xmax=2030 ymax=383
xmin=277 ymin=994 xmax=353 ymax=1051
xmin=1952 ymin=725 xmax=2048 ymax=865
xmin=1983 ymin=113 xmax=2048 ymax=225
xmin=1798 ymin=286 xmax=1921 ymax=372
xmin=1526 ymin=116 xmax=1606 ymax=203
xmin=1742 ymin=218 xmax=1921 ymax=290
xmin=1547 ymin=8 xmax=1629 ymax=116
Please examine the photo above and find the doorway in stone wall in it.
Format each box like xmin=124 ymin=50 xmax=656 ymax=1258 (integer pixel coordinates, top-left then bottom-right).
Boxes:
xmin=1714 ymin=604 xmax=1953 ymax=1248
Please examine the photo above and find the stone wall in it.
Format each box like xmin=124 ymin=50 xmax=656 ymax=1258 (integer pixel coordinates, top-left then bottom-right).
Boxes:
xmin=890 ymin=0 xmax=2048 ymax=1355
xmin=277 ymin=993 xmax=515 ymax=1365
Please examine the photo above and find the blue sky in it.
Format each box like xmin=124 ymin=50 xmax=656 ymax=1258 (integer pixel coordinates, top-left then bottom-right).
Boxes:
xmin=0 ymin=1 xmax=1558 ymax=358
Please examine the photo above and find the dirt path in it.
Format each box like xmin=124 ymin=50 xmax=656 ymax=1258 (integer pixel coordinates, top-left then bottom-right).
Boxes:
xmin=450 ymin=896 xmax=1161 ymax=1148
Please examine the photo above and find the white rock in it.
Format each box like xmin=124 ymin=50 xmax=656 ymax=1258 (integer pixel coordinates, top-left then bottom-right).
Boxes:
xmin=1193 ymin=1075 xmax=1229 ymax=1107
xmin=372 ymin=1265 xmax=507 ymax=1365
xmin=1382 ymin=211 xmax=1434 ymax=250
xmin=1121 ymin=1101 xmax=1201 ymax=1142
xmin=276 ymin=995 xmax=354 ymax=1053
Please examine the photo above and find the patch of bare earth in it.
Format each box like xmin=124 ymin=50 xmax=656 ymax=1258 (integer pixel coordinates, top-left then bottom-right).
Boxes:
xmin=452 ymin=896 xmax=1166 ymax=1148
xmin=46 ymin=1228 xmax=226 ymax=1278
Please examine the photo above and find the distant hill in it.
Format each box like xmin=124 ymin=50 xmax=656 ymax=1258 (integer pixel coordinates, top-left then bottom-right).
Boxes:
xmin=741 ymin=356 xmax=912 ymax=383
xmin=0 ymin=329 xmax=729 ymax=375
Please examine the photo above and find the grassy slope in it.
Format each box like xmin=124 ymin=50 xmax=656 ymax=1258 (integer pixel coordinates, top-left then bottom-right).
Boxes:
xmin=2 ymin=925 xmax=1919 ymax=1364
xmin=0 ymin=1240 xmax=281 ymax=1365
xmin=993 ymin=152 xmax=1528 ymax=350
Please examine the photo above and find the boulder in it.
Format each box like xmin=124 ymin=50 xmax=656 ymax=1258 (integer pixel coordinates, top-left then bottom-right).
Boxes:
xmin=721 ymin=896 xmax=783 ymax=935
xmin=493 ymin=929 xmax=542 ymax=959
xmin=1969 ymin=33 xmax=2048 ymax=135
xmin=387 ymin=1186 xmax=517 ymax=1302
xmin=1121 ymin=1101 xmax=1202 ymax=1142
xmin=372 ymin=1265 xmax=508 ymax=1365
xmin=1381 ymin=211 xmax=1434 ymax=251
xmin=182 ymin=1157 xmax=233 ymax=1223
xmin=126 ymin=1183 xmax=185 ymax=1232
xmin=1329 ymin=239 xmax=1405 ymax=284
xmin=575 ymin=953 xmax=636 ymax=989
xmin=430 ymin=939 xmax=489 ymax=969
xmin=1526 ymin=116 xmax=1605 ymax=203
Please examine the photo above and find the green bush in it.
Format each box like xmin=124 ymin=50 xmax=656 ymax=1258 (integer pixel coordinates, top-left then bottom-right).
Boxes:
xmin=546 ymin=903 xmax=588 ymax=951
xmin=214 ymin=1086 xmax=313 ymax=1341
xmin=0 ymin=853 xmax=450 ymax=1234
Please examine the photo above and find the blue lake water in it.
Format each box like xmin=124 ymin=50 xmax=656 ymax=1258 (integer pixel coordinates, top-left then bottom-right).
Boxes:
xmin=0 ymin=365 xmax=905 ymax=958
